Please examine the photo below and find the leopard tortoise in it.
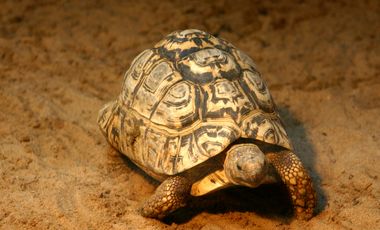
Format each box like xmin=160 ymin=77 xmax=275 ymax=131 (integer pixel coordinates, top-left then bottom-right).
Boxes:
xmin=98 ymin=29 xmax=316 ymax=220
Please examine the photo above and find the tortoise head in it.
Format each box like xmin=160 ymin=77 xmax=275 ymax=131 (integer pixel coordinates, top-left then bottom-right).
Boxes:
xmin=224 ymin=143 xmax=271 ymax=188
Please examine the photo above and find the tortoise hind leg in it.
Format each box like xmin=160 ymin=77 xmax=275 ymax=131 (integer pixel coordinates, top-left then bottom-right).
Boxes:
xmin=138 ymin=176 xmax=191 ymax=219
xmin=266 ymin=150 xmax=316 ymax=220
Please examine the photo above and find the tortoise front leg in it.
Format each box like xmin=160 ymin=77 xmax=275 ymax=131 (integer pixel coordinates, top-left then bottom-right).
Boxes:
xmin=266 ymin=150 xmax=316 ymax=220
xmin=138 ymin=176 xmax=191 ymax=219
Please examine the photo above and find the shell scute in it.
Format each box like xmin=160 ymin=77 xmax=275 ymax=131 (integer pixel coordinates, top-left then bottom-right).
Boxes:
xmin=205 ymin=79 xmax=253 ymax=123
xmin=241 ymin=70 xmax=275 ymax=113
xmin=121 ymin=49 xmax=155 ymax=106
xmin=155 ymin=29 xmax=233 ymax=61
xmin=143 ymin=61 xmax=173 ymax=93
xmin=193 ymin=124 xmax=240 ymax=158
xmin=178 ymin=48 xmax=241 ymax=84
xmin=151 ymin=81 xmax=198 ymax=129
xmin=241 ymin=113 xmax=291 ymax=150
xmin=231 ymin=48 xmax=258 ymax=71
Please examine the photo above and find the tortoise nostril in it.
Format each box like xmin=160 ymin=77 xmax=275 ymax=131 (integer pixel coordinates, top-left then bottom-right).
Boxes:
xmin=237 ymin=164 xmax=242 ymax=170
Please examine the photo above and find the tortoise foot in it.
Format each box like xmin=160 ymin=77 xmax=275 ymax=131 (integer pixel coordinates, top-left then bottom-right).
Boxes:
xmin=138 ymin=176 xmax=191 ymax=219
xmin=267 ymin=150 xmax=316 ymax=220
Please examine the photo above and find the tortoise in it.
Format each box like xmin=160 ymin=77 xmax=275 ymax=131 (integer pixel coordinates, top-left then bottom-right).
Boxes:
xmin=97 ymin=29 xmax=316 ymax=220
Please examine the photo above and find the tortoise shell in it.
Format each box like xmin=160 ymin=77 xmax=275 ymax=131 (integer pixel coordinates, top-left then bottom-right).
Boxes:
xmin=98 ymin=29 xmax=291 ymax=178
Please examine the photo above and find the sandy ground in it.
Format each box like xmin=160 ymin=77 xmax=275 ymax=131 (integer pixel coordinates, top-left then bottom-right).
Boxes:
xmin=1 ymin=0 xmax=379 ymax=229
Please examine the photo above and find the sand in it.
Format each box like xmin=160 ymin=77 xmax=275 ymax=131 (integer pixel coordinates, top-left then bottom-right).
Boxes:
xmin=0 ymin=0 xmax=379 ymax=229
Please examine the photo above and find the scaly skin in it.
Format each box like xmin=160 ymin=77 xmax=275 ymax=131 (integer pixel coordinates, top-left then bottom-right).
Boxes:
xmin=266 ymin=150 xmax=316 ymax=220
xmin=98 ymin=29 xmax=317 ymax=221
xmin=138 ymin=176 xmax=191 ymax=219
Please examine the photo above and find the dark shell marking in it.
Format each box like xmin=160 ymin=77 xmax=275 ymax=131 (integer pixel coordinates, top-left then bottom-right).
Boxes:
xmin=98 ymin=29 xmax=292 ymax=176
xmin=155 ymin=29 xmax=233 ymax=61
xmin=98 ymin=29 xmax=317 ymax=221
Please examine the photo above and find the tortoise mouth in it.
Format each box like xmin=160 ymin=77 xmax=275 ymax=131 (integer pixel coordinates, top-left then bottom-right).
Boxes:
xmin=224 ymin=143 xmax=268 ymax=188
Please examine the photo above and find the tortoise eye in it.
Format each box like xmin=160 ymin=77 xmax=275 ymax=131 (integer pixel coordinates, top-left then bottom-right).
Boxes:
xmin=97 ymin=29 xmax=313 ymax=220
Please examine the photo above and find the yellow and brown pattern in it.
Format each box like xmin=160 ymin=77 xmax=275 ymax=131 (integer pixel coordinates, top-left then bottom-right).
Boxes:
xmin=98 ymin=29 xmax=293 ymax=175
xmin=98 ymin=29 xmax=316 ymax=220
